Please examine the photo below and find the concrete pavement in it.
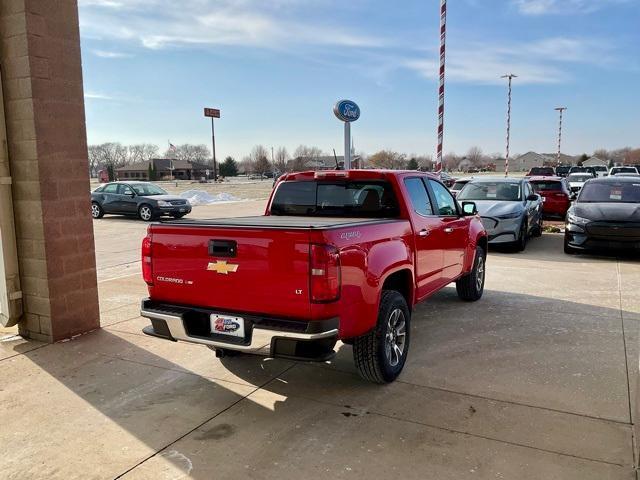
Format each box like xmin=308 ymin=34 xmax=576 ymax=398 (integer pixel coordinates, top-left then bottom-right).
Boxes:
xmin=0 ymin=199 xmax=638 ymax=479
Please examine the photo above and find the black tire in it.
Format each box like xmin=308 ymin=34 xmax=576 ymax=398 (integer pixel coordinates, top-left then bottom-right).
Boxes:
xmin=514 ymin=218 xmax=528 ymax=252
xmin=532 ymin=217 xmax=543 ymax=237
xmin=138 ymin=204 xmax=155 ymax=222
xmin=91 ymin=202 xmax=104 ymax=219
xmin=456 ymin=246 xmax=486 ymax=301
xmin=353 ymin=290 xmax=410 ymax=384
xmin=564 ymin=236 xmax=577 ymax=255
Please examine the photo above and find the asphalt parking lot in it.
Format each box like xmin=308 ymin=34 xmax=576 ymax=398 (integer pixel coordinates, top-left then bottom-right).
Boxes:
xmin=1 ymin=199 xmax=639 ymax=479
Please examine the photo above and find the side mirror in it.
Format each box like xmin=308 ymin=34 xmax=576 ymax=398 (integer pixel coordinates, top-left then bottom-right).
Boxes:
xmin=526 ymin=193 xmax=538 ymax=201
xmin=128 ymin=192 xmax=135 ymax=198
xmin=461 ymin=201 xmax=478 ymax=216
xmin=570 ymin=193 xmax=577 ymax=200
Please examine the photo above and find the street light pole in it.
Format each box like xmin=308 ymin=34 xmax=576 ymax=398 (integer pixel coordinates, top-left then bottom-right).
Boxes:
xmin=501 ymin=74 xmax=517 ymax=177
xmin=555 ymin=107 xmax=567 ymax=167
xmin=211 ymin=117 xmax=217 ymax=181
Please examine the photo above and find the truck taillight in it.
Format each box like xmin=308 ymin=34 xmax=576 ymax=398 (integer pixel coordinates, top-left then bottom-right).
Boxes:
xmin=310 ymin=244 xmax=341 ymax=303
xmin=141 ymin=233 xmax=153 ymax=285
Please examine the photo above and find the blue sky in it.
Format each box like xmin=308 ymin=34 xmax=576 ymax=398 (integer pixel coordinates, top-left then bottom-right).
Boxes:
xmin=79 ymin=0 xmax=640 ymax=160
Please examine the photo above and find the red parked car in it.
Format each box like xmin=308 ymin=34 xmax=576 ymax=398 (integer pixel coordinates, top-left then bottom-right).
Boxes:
xmin=528 ymin=176 xmax=572 ymax=218
xmin=140 ymin=170 xmax=487 ymax=383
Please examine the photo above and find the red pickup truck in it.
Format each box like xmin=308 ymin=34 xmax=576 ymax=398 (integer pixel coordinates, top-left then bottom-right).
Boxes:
xmin=140 ymin=170 xmax=487 ymax=383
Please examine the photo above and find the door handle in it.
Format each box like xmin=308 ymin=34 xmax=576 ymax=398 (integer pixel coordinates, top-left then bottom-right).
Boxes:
xmin=418 ymin=229 xmax=430 ymax=237
xmin=444 ymin=227 xmax=454 ymax=233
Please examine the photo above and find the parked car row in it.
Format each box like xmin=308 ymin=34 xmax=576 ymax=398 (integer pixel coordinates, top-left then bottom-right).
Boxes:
xmin=451 ymin=173 xmax=640 ymax=255
xmin=529 ymin=165 xmax=639 ymax=178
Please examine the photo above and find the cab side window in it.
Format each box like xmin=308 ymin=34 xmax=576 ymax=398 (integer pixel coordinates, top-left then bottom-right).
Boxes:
xmin=404 ymin=178 xmax=434 ymax=216
xmin=118 ymin=184 xmax=133 ymax=196
xmin=429 ymin=179 xmax=458 ymax=216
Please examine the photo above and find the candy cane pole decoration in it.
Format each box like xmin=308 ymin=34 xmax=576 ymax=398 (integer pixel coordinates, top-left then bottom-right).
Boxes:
xmin=501 ymin=74 xmax=516 ymax=177
xmin=435 ymin=0 xmax=446 ymax=175
xmin=555 ymin=107 xmax=567 ymax=166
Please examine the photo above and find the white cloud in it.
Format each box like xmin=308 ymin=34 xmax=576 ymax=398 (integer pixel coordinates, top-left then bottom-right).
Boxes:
xmin=84 ymin=91 xmax=114 ymax=100
xmin=512 ymin=0 xmax=631 ymax=15
xmin=92 ymin=49 xmax=133 ymax=58
xmin=404 ymin=37 xmax=608 ymax=85
xmin=79 ymin=0 xmax=387 ymax=51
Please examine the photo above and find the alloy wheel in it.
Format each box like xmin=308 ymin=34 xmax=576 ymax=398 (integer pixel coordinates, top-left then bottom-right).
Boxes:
xmin=475 ymin=255 xmax=485 ymax=291
xmin=91 ymin=204 xmax=101 ymax=218
xmin=139 ymin=206 xmax=152 ymax=221
xmin=384 ymin=308 xmax=406 ymax=367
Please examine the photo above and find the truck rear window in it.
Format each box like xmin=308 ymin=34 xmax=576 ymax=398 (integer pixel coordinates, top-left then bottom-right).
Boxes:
xmin=271 ymin=180 xmax=399 ymax=217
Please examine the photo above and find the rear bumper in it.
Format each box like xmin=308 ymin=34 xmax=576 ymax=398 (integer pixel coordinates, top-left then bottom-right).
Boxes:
xmin=140 ymin=299 xmax=339 ymax=361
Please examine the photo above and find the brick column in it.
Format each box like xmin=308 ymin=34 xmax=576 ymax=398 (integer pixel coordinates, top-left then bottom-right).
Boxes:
xmin=0 ymin=0 xmax=99 ymax=342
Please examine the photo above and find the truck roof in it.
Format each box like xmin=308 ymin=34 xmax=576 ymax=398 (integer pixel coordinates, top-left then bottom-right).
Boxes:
xmin=280 ymin=169 xmax=438 ymax=182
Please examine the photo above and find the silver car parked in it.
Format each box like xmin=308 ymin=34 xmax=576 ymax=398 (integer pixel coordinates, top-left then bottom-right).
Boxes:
xmin=457 ymin=177 xmax=544 ymax=251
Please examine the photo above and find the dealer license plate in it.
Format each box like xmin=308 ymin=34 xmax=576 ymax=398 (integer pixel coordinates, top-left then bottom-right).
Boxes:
xmin=210 ymin=314 xmax=245 ymax=338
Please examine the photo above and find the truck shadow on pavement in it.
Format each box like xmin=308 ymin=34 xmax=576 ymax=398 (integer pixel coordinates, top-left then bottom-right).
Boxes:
xmin=3 ymin=285 xmax=638 ymax=478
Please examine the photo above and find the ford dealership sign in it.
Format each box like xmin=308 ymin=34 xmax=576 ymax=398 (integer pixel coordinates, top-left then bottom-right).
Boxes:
xmin=333 ymin=99 xmax=360 ymax=122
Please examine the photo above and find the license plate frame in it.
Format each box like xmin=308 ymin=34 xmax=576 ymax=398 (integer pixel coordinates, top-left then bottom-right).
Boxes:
xmin=210 ymin=314 xmax=245 ymax=338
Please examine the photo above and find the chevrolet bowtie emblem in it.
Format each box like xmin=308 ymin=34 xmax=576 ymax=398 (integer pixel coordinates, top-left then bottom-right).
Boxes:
xmin=207 ymin=260 xmax=239 ymax=274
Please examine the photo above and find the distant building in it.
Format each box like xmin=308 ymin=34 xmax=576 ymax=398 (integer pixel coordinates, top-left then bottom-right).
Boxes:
xmin=582 ymin=156 xmax=607 ymax=167
xmin=494 ymin=151 xmax=548 ymax=172
xmin=541 ymin=153 xmax=577 ymax=166
xmin=116 ymin=158 xmax=210 ymax=181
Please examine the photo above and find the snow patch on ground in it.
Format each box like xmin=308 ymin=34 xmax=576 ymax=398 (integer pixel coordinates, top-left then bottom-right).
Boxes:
xmin=179 ymin=190 xmax=241 ymax=205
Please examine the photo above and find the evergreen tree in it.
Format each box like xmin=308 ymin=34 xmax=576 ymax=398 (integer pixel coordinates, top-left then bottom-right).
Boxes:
xmin=219 ymin=156 xmax=239 ymax=177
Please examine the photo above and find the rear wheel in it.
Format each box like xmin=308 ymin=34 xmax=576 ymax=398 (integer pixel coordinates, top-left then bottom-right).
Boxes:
xmin=456 ymin=246 xmax=486 ymax=301
xmin=91 ymin=202 xmax=104 ymax=219
xmin=353 ymin=290 xmax=410 ymax=384
xmin=138 ymin=204 xmax=155 ymax=221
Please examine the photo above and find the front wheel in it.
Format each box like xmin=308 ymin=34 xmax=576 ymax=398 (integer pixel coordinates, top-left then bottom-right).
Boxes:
xmin=515 ymin=219 xmax=528 ymax=252
xmin=138 ymin=205 xmax=155 ymax=221
xmin=456 ymin=246 xmax=486 ymax=301
xmin=353 ymin=290 xmax=410 ymax=384
xmin=564 ymin=236 xmax=577 ymax=255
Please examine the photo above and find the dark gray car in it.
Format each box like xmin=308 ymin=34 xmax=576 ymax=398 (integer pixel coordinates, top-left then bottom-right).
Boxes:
xmin=91 ymin=182 xmax=192 ymax=221
xmin=457 ymin=177 xmax=543 ymax=251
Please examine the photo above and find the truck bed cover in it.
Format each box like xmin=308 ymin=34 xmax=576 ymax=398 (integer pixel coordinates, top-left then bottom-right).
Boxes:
xmin=159 ymin=215 xmax=402 ymax=229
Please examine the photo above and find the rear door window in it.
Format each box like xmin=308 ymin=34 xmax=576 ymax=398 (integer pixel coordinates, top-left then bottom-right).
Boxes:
xmin=404 ymin=178 xmax=434 ymax=216
xmin=103 ymin=184 xmax=118 ymax=194
xmin=531 ymin=181 xmax=562 ymax=192
xmin=271 ymin=180 xmax=399 ymax=217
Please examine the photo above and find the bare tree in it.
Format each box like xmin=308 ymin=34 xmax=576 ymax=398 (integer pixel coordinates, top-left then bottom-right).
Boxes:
xmin=250 ymin=145 xmax=269 ymax=165
xmin=466 ymin=146 xmax=484 ymax=166
xmin=128 ymin=144 xmax=159 ymax=164
xmin=291 ymin=145 xmax=323 ymax=171
xmin=443 ymin=152 xmax=460 ymax=171
xmin=368 ymin=150 xmax=407 ymax=169
xmin=274 ymin=147 xmax=289 ymax=173
xmin=239 ymin=156 xmax=255 ymax=175
xmin=163 ymin=144 xmax=211 ymax=163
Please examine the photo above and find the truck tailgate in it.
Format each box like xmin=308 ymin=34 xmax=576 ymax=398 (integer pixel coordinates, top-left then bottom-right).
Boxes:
xmin=148 ymin=224 xmax=312 ymax=319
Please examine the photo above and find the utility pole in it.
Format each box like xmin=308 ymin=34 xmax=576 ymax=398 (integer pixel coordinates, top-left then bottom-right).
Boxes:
xmin=435 ymin=0 xmax=447 ymax=175
xmin=501 ymin=74 xmax=517 ymax=177
xmin=555 ymin=107 xmax=567 ymax=166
